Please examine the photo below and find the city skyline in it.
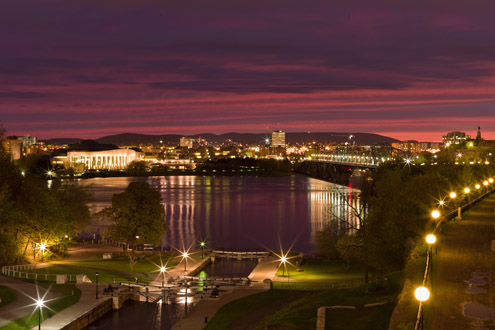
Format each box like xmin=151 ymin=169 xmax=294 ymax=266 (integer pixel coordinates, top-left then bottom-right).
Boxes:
xmin=2 ymin=0 xmax=495 ymax=141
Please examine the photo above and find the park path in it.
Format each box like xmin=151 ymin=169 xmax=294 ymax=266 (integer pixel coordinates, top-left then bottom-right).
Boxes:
xmin=0 ymin=276 xmax=59 ymax=327
xmin=430 ymin=194 xmax=495 ymax=329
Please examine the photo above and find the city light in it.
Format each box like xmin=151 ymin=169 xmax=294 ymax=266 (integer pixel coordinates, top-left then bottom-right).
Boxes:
xmin=490 ymin=178 xmax=494 ymax=183
xmin=449 ymin=192 xmax=456 ymax=199
xmin=483 ymin=181 xmax=488 ymax=186
xmin=431 ymin=210 xmax=440 ymax=219
xmin=464 ymin=187 xmax=470 ymax=194
xmin=414 ymin=287 xmax=430 ymax=302
xmin=475 ymin=184 xmax=480 ymax=189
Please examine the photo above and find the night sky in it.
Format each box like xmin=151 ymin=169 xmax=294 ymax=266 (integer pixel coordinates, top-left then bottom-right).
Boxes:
xmin=1 ymin=0 xmax=495 ymax=141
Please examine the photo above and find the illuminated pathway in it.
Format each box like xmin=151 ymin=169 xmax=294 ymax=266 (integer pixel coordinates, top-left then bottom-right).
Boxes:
xmin=0 ymin=277 xmax=59 ymax=327
xmin=431 ymin=194 xmax=495 ymax=329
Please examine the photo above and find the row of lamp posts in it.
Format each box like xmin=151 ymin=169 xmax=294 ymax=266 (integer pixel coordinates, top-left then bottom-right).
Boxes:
xmin=415 ymin=177 xmax=494 ymax=329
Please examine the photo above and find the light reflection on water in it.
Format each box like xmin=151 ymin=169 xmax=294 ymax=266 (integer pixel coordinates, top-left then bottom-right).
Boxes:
xmin=81 ymin=175 xmax=360 ymax=254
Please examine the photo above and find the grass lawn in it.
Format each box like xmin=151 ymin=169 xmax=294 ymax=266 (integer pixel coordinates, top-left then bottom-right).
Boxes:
xmin=0 ymin=282 xmax=80 ymax=330
xmin=0 ymin=285 xmax=17 ymax=308
xmin=66 ymin=253 xmax=180 ymax=275
xmin=204 ymin=290 xmax=308 ymax=330
xmin=206 ymin=272 xmax=403 ymax=330
xmin=276 ymin=258 xmax=366 ymax=280
xmin=22 ymin=265 xmax=153 ymax=284
xmin=258 ymin=271 xmax=403 ymax=330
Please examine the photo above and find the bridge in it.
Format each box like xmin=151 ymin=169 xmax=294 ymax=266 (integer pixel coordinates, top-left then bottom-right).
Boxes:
xmin=311 ymin=145 xmax=406 ymax=168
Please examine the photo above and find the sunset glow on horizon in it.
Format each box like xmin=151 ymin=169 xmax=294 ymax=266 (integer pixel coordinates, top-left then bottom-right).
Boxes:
xmin=2 ymin=0 xmax=495 ymax=141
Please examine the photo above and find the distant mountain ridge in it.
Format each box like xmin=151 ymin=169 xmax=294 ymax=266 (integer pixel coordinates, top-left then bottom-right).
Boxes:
xmin=43 ymin=132 xmax=400 ymax=146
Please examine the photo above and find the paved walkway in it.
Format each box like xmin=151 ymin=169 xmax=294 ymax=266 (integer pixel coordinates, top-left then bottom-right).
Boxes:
xmin=0 ymin=276 xmax=59 ymax=327
xmin=30 ymin=284 xmax=111 ymax=330
xmin=431 ymin=194 xmax=495 ymax=329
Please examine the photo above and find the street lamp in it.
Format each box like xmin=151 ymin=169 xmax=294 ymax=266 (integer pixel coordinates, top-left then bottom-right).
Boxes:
xmin=280 ymin=256 xmax=287 ymax=277
xmin=36 ymin=298 xmax=44 ymax=330
xmin=431 ymin=210 xmax=440 ymax=219
xmin=160 ymin=266 xmax=167 ymax=288
xmin=484 ymin=181 xmax=489 ymax=186
xmin=182 ymin=252 xmax=188 ymax=274
xmin=414 ymin=286 xmax=430 ymax=330
xmin=449 ymin=192 xmax=456 ymax=199
xmin=489 ymin=178 xmax=494 ymax=184
xmin=464 ymin=187 xmax=470 ymax=194
xmin=200 ymin=241 xmax=206 ymax=259
xmin=426 ymin=233 xmax=437 ymax=255
xmin=95 ymin=272 xmax=99 ymax=299
xmin=475 ymin=184 xmax=481 ymax=190
xmin=39 ymin=243 xmax=46 ymax=262
xmin=425 ymin=234 xmax=436 ymax=245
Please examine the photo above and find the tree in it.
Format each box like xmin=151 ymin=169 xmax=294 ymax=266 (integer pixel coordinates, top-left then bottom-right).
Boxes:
xmin=103 ymin=181 xmax=166 ymax=251
xmin=102 ymin=182 xmax=166 ymax=275
xmin=314 ymin=224 xmax=341 ymax=260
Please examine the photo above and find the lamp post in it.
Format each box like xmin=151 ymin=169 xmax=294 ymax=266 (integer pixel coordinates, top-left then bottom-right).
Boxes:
xmin=39 ymin=243 xmax=46 ymax=262
xmin=182 ymin=252 xmax=188 ymax=275
xmin=426 ymin=234 xmax=436 ymax=287
xmin=160 ymin=266 xmax=166 ymax=288
xmin=36 ymin=299 xmax=44 ymax=330
xmin=95 ymin=272 xmax=99 ymax=299
xmin=431 ymin=210 xmax=440 ymax=220
xmin=280 ymin=256 xmax=287 ymax=277
xmin=414 ymin=286 xmax=430 ymax=330
xmin=200 ymin=241 xmax=206 ymax=259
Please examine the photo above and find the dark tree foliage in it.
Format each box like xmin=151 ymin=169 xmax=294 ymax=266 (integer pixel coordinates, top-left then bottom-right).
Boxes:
xmin=0 ymin=124 xmax=93 ymax=265
xmin=103 ymin=182 xmax=166 ymax=250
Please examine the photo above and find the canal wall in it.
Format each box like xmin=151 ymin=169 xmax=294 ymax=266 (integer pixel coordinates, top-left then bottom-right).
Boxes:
xmin=59 ymin=298 xmax=112 ymax=330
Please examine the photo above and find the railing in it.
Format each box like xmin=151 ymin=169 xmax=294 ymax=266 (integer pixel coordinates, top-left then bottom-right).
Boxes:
xmin=2 ymin=265 xmax=79 ymax=282
xmin=275 ymin=278 xmax=366 ymax=291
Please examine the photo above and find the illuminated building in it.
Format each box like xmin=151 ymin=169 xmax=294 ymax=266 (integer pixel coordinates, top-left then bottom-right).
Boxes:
xmin=2 ymin=137 xmax=23 ymax=160
xmin=443 ymin=131 xmax=470 ymax=146
xmin=271 ymin=130 xmax=286 ymax=147
xmin=67 ymin=149 xmax=142 ymax=170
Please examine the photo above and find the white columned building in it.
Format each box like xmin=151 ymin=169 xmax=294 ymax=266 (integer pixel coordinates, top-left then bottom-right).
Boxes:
xmin=67 ymin=149 xmax=142 ymax=170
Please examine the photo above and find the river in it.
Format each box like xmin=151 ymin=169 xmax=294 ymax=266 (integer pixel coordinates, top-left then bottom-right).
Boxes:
xmin=78 ymin=175 xmax=359 ymax=254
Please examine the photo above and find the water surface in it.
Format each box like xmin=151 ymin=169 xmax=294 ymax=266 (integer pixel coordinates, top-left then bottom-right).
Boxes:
xmin=80 ymin=175 xmax=359 ymax=253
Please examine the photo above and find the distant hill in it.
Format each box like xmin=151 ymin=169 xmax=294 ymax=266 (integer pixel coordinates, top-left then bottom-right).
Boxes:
xmin=44 ymin=132 xmax=399 ymax=146
xmin=43 ymin=138 xmax=81 ymax=145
